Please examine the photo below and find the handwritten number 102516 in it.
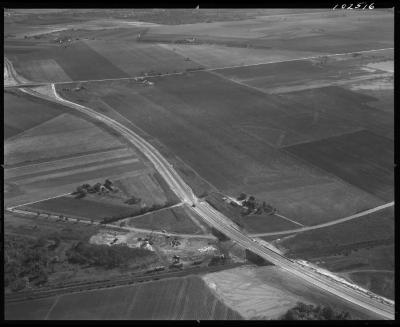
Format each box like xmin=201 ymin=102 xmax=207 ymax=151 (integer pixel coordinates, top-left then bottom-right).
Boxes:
xmin=333 ymin=3 xmax=374 ymax=10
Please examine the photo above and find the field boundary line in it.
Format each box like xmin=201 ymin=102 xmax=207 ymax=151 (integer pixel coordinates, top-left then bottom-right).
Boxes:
xmin=6 ymin=152 xmax=137 ymax=180
xmin=7 ymin=192 xmax=72 ymax=210
xmin=13 ymin=158 xmax=141 ymax=185
xmin=275 ymin=213 xmax=304 ymax=227
xmin=4 ymin=146 xmax=128 ymax=171
xmin=44 ymin=296 xmax=60 ymax=320
xmin=5 ymin=113 xmax=65 ymax=144
xmin=120 ymin=202 xmax=184 ymax=220
xmin=250 ymin=201 xmax=394 ymax=237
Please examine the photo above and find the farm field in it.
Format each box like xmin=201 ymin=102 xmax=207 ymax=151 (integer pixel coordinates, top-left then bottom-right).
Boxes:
xmin=4 ymin=112 xmax=126 ymax=166
xmin=58 ymin=69 xmax=386 ymax=226
xmin=275 ymin=206 xmax=394 ymax=258
xmin=142 ymin=10 xmax=393 ymax=53
xmin=5 ymin=40 xmax=130 ymax=82
xmin=5 ymin=276 xmax=242 ymax=320
xmin=21 ymin=196 xmax=141 ymax=221
xmin=124 ymin=204 xmax=206 ymax=235
xmin=4 ymin=89 xmax=65 ymax=139
xmin=84 ymin=40 xmax=202 ymax=77
xmin=203 ymin=265 xmax=380 ymax=320
xmin=217 ymin=49 xmax=393 ymax=93
xmin=4 ymin=34 xmax=202 ymax=83
xmin=284 ymin=130 xmax=393 ymax=201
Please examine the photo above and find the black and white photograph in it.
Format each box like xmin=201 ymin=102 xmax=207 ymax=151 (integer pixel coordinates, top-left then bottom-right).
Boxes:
xmin=3 ymin=3 xmax=395 ymax=321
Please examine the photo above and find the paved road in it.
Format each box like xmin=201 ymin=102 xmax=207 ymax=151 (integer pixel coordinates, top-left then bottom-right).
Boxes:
xmin=17 ymin=84 xmax=393 ymax=319
xmin=249 ymin=201 xmax=394 ymax=237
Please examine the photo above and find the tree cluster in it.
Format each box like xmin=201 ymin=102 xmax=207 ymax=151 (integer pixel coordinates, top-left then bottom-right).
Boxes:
xmin=281 ymin=302 xmax=352 ymax=320
xmin=237 ymin=193 xmax=276 ymax=216
xmin=5 ymin=236 xmax=60 ymax=291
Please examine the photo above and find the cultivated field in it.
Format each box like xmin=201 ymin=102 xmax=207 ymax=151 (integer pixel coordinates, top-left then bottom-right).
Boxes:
xmin=4 ymin=112 xmax=126 ymax=166
xmin=285 ymin=130 xmax=393 ymax=201
xmin=58 ymin=69 xmax=387 ymax=225
xmin=141 ymin=10 xmax=393 ymax=52
xmin=4 ymin=89 xmax=65 ymax=139
xmin=203 ymin=265 xmax=379 ymax=320
xmin=5 ymin=276 xmax=242 ymax=320
xmin=275 ymin=206 xmax=394 ymax=258
xmin=21 ymin=196 xmax=140 ymax=221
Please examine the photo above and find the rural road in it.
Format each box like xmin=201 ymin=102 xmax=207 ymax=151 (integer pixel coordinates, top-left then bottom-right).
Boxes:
xmin=249 ymin=201 xmax=394 ymax=237
xmin=5 ymin=59 xmax=395 ymax=319
xmin=8 ymin=206 xmax=216 ymax=240
xmin=4 ymin=47 xmax=393 ymax=89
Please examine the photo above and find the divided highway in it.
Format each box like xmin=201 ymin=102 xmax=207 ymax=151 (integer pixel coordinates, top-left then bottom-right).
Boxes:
xmin=18 ymin=84 xmax=395 ymax=320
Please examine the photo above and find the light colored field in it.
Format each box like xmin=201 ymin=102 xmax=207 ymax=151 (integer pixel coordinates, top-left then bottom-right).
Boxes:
xmin=85 ymin=40 xmax=202 ymax=76
xmin=366 ymin=60 xmax=394 ymax=73
xmin=147 ymin=10 xmax=381 ymax=39
xmin=203 ymin=266 xmax=303 ymax=319
xmin=203 ymin=265 xmax=378 ymax=320
xmin=5 ymin=113 xmax=125 ymax=166
xmin=18 ymin=59 xmax=72 ymax=82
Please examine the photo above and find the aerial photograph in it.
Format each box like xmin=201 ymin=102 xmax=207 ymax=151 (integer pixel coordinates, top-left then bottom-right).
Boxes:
xmin=3 ymin=5 xmax=394 ymax=321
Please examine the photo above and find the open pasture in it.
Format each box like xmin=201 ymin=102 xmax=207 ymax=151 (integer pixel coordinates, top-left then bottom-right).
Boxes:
xmin=5 ymin=276 xmax=242 ymax=320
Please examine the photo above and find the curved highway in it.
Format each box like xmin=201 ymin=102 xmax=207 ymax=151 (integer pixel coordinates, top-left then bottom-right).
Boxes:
xmin=15 ymin=83 xmax=394 ymax=320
